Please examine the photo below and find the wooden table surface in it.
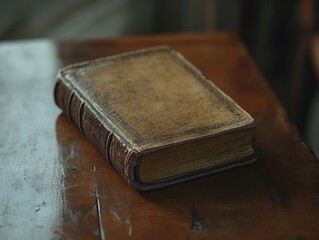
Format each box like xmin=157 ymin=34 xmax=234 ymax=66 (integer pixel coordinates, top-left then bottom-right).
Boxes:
xmin=1 ymin=32 xmax=319 ymax=239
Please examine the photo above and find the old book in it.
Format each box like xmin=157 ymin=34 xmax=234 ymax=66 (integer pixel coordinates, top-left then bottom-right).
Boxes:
xmin=54 ymin=46 xmax=256 ymax=191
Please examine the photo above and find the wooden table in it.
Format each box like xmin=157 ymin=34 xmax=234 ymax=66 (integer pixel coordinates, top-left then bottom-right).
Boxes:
xmin=1 ymin=32 xmax=318 ymax=239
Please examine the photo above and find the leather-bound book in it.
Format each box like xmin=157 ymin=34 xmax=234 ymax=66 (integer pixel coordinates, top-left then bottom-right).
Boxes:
xmin=54 ymin=46 xmax=256 ymax=191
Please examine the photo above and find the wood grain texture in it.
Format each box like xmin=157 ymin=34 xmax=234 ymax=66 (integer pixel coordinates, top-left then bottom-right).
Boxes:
xmin=1 ymin=32 xmax=319 ymax=239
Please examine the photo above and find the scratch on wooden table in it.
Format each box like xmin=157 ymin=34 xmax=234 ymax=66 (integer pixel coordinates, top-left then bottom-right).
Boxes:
xmin=110 ymin=209 xmax=121 ymax=221
xmin=93 ymin=164 xmax=105 ymax=240
xmin=110 ymin=209 xmax=132 ymax=236
xmin=191 ymin=204 xmax=202 ymax=231
xmin=125 ymin=218 xmax=132 ymax=237
xmin=95 ymin=187 xmax=105 ymax=240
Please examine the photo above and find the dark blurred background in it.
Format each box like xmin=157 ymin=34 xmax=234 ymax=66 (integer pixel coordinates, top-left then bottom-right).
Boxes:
xmin=1 ymin=0 xmax=318 ymax=156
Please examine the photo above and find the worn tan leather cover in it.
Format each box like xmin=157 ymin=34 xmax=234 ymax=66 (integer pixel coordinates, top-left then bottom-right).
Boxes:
xmin=54 ymin=46 xmax=256 ymax=190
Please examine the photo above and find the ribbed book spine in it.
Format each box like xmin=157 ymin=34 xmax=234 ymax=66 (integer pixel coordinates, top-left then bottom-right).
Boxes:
xmin=54 ymin=76 xmax=139 ymax=189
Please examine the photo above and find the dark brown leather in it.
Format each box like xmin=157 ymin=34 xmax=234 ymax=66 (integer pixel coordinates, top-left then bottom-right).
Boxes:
xmin=54 ymin=46 xmax=256 ymax=190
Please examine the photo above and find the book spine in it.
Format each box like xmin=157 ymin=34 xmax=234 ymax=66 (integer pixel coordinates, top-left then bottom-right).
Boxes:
xmin=54 ymin=77 xmax=139 ymax=189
